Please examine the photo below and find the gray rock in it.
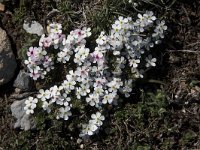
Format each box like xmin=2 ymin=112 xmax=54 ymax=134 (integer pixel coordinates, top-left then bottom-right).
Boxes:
xmin=0 ymin=27 xmax=17 ymax=86
xmin=14 ymin=70 xmax=33 ymax=91
xmin=11 ymin=99 xmax=36 ymax=130
xmin=23 ymin=21 xmax=44 ymax=36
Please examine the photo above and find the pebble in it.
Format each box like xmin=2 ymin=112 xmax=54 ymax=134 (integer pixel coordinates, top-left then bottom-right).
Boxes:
xmin=23 ymin=21 xmax=44 ymax=36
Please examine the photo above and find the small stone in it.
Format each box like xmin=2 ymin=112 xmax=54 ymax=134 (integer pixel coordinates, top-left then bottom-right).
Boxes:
xmin=0 ymin=3 xmax=5 ymax=11
xmin=15 ymin=88 xmax=21 ymax=93
xmin=11 ymin=99 xmax=36 ymax=130
xmin=77 ymin=138 xmax=82 ymax=144
xmin=80 ymin=144 xmax=84 ymax=149
xmin=0 ymin=27 xmax=17 ymax=86
xmin=23 ymin=21 xmax=44 ymax=36
xmin=14 ymin=70 xmax=33 ymax=91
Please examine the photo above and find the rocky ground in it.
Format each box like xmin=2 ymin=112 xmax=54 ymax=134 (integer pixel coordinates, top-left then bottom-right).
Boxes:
xmin=0 ymin=0 xmax=200 ymax=149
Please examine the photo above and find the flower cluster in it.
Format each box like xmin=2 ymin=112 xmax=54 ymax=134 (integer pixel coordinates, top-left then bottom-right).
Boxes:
xmin=25 ymin=23 xmax=68 ymax=80
xmin=57 ymin=28 xmax=91 ymax=64
xmin=24 ymin=47 xmax=54 ymax=80
xmin=79 ymin=112 xmax=105 ymax=137
xmin=24 ymin=97 xmax=38 ymax=114
xmin=24 ymin=11 xmax=167 ymax=137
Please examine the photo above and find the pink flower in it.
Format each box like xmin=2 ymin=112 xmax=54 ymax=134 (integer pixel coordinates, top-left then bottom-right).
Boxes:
xmin=27 ymin=47 xmax=37 ymax=57
xmin=30 ymin=71 xmax=40 ymax=80
xmin=91 ymin=51 xmax=103 ymax=63
xmin=43 ymin=37 xmax=52 ymax=48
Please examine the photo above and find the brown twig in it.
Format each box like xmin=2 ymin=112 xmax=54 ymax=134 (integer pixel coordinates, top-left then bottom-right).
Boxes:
xmin=166 ymin=50 xmax=200 ymax=53
xmin=186 ymin=42 xmax=200 ymax=46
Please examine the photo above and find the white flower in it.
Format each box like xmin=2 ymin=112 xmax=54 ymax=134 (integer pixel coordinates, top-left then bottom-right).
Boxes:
xmin=24 ymin=57 xmax=35 ymax=68
xmin=57 ymin=106 xmax=72 ymax=120
xmin=37 ymin=89 xmax=51 ymax=101
xmin=120 ymin=79 xmax=133 ymax=97
xmin=74 ymin=46 xmax=90 ymax=65
xmin=145 ymin=55 xmax=157 ymax=67
xmin=63 ymin=97 xmax=71 ymax=106
xmin=131 ymin=68 xmax=144 ymax=78
xmin=55 ymin=95 xmax=65 ymax=105
xmin=91 ymin=51 xmax=103 ymax=63
xmin=49 ymin=85 xmax=63 ymax=100
xmin=50 ymin=23 xmax=62 ymax=34
xmin=129 ymin=58 xmax=140 ymax=68
xmin=96 ymin=32 xmax=110 ymax=49
xmin=80 ymin=84 xmax=90 ymax=96
xmin=153 ymin=20 xmax=167 ymax=39
xmin=75 ymin=66 xmax=89 ymax=82
xmin=107 ymin=78 xmax=123 ymax=93
xmin=112 ymin=23 xmax=122 ymax=32
xmin=24 ymin=97 xmax=38 ymax=114
xmin=29 ymin=71 xmax=41 ymax=80
xmin=94 ymin=77 xmax=106 ymax=88
xmin=43 ymin=56 xmax=54 ymax=72
xmin=144 ymin=11 xmax=156 ymax=24
xmin=76 ymin=87 xmax=82 ymax=99
xmin=62 ymin=79 xmax=76 ymax=91
xmin=137 ymin=13 xmax=147 ymax=27
xmin=37 ymin=89 xmax=46 ymax=101
xmin=91 ymin=112 xmax=105 ymax=126
xmin=86 ymin=94 xmax=99 ymax=106
xmin=42 ymin=101 xmax=51 ymax=113
xmin=82 ymin=27 xmax=92 ymax=37
xmin=102 ymin=92 xmax=116 ymax=104
xmin=157 ymin=20 xmax=167 ymax=31
xmin=81 ymin=122 xmax=98 ymax=136
xmin=39 ymin=34 xmax=52 ymax=47
xmin=80 ymin=112 xmax=104 ymax=137
xmin=94 ymin=86 xmax=104 ymax=96
xmin=27 ymin=47 xmax=38 ymax=57
xmin=57 ymin=47 xmax=73 ymax=63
